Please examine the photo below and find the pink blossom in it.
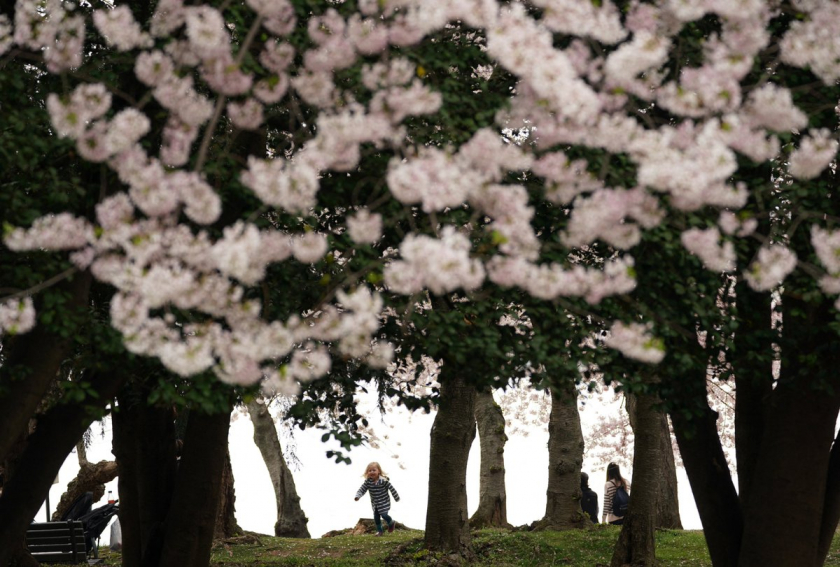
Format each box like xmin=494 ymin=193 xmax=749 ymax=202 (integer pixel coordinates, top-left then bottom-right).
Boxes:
xmin=253 ymin=74 xmax=289 ymax=104
xmin=135 ymin=51 xmax=176 ymax=87
xmin=680 ymin=227 xmax=736 ymax=272
xmin=291 ymin=71 xmax=336 ymax=108
xmin=742 ymin=83 xmax=807 ymax=132
xmin=160 ymin=115 xmax=199 ymax=167
xmin=604 ymin=321 xmax=665 ymax=364
xmin=93 ymin=6 xmax=152 ymax=52
xmin=4 ymin=213 xmax=92 ymax=251
xmin=292 ymin=232 xmax=329 ymax=264
xmin=348 ymin=15 xmax=389 ymax=55
xmin=361 ymin=59 xmax=416 ymax=90
xmin=150 ymin=0 xmax=186 ymax=37
xmin=744 ymin=244 xmax=798 ymax=291
xmin=811 ymin=226 xmax=840 ymax=275
xmin=0 ymin=297 xmax=36 ymax=336
xmin=347 ymin=209 xmax=383 ymax=244
xmin=227 ymin=99 xmax=264 ymax=131
xmin=0 ymin=15 xmax=12 ymax=56
xmin=184 ymin=6 xmax=230 ymax=58
xmin=788 ymin=129 xmax=838 ymax=180
xmin=241 ymin=157 xmax=320 ymax=213
xmin=259 ymin=41 xmax=295 ymax=73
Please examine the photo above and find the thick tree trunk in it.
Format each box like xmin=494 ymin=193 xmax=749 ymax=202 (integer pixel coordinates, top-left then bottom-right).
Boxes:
xmin=158 ymin=407 xmax=232 ymax=567
xmin=611 ymin=393 xmax=661 ymax=567
xmin=0 ymin=272 xmax=92 ymax=463
xmin=111 ymin=392 xmax=178 ymax=567
xmin=470 ymin=390 xmax=510 ymax=529
xmin=731 ymin=284 xmax=773 ymax=508
xmin=817 ymin=425 xmax=840 ymax=565
xmin=424 ymin=372 xmax=477 ymax=557
xmin=534 ymin=382 xmax=588 ymax=531
xmin=737 ymin=384 xmax=840 ymax=567
xmin=671 ymin=398 xmax=742 ymax=567
xmin=626 ymin=393 xmax=681 ymax=529
xmin=213 ymin=446 xmax=242 ymax=540
xmin=52 ymin=460 xmax=119 ymax=520
xmin=247 ymin=400 xmax=310 ymax=538
xmin=0 ymin=370 xmax=122 ymax=567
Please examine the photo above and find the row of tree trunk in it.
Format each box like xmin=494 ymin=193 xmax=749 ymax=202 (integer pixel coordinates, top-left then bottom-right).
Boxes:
xmin=424 ymin=371 xmax=682 ymax=566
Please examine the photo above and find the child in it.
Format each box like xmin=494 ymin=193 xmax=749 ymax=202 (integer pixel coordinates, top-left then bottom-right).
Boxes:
xmin=354 ymin=461 xmax=400 ymax=536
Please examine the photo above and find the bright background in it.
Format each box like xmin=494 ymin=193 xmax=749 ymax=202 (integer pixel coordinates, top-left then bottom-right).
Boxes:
xmin=35 ymin=387 xmax=703 ymax=544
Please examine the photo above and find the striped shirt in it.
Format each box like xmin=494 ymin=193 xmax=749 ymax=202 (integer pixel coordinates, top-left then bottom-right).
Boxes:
xmin=355 ymin=478 xmax=400 ymax=513
xmin=602 ymin=479 xmax=630 ymax=523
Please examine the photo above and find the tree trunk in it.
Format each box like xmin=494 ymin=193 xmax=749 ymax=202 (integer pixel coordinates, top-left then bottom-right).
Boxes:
xmin=534 ymin=382 xmax=588 ymax=531
xmin=0 ymin=272 xmax=92 ymax=463
xmin=611 ymin=392 xmax=661 ymax=567
xmin=469 ymin=389 xmax=510 ymax=529
xmin=626 ymin=393 xmax=681 ymax=529
xmin=731 ymin=284 xmax=773 ymax=508
xmin=158 ymin=406 xmax=232 ymax=567
xmin=213 ymin=445 xmax=242 ymax=540
xmin=737 ymin=384 xmax=840 ymax=567
xmin=52 ymin=460 xmax=119 ymax=520
xmin=0 ymin=370 xmax=123 ymax=567
xmin=111 ymin=391 xmax=178 ymax=567
xmin=671 ymin=395 xmax=742 ymax=567
xmin=247 ymin=400 xmax=310 ymax=538
xmin=424 ymin=371 xmax=476 ymax=557
xmin=817 ymin=425 xmax=840 ymax=565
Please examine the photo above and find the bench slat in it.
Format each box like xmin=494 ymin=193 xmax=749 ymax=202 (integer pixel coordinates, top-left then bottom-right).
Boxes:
xmin=27 ymin=543 xmax=86 ymax=553
xmin=26 ymin=521 xmax=86 ymax=564
xmin=26 ymin=521 xmax=84 ymax=531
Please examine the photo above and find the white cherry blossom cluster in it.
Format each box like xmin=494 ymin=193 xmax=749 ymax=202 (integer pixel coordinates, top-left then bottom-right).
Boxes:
xmin=4 ymin=0 xmax=840 ymax=373
xmin=681 ymin=227 xmax=737 ymax=273
xmin=0 ymin=297 xmax=36 ymax=336
xmin=604 ymin=321 xmax=665 ymax=364
xmin=811 ymin=226 xmax=840 ymax=309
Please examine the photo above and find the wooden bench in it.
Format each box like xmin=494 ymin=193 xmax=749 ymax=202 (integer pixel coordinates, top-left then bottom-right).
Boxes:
xmin=25 ymin=521 xmax=86 ymax=564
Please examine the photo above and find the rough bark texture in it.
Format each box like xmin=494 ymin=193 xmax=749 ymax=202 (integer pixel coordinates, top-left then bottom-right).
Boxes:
xmin=611 ymin=393 xmax=661 ymax=567
xmin=0 ymin=370 xmax=123 ymax=567
xmin=52 ymin=459 xmax=119 ymax=520
xmin=213 ymin=446 xmax=243 ymax=540
xmin=626 ymin=393 xmax=682 ymax=530
xmin=247 ymin=400 xmax=310 ymax=538
xmin=158 ymin=407 xmax=232 ymax=567
xmin=111 ymin=393 xmax=178 ymax=567
xmin=469 ymin=390 xmax=510 ymax=529
xmin=672 ymin=400 xmax=742 ymax=567
xmin=731 ymin=284 xmax=773 ymax=509
xmin=424 ymin=372 xmax=477 ymax=557
xmin=737 ymin=384 xmax=840 ymax=567
xmin=0 ymin=272 xmax=92 ymax=464
xmin=534 ymin=382 xmax=588 ymax=531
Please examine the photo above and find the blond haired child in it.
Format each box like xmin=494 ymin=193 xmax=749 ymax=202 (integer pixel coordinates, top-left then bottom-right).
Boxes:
xmin=354 ymin=461 xmax=400 ymax=536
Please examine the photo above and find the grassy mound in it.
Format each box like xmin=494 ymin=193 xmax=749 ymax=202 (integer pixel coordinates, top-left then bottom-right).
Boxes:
xmin=95 ymin=525 xmax=840 ymax=566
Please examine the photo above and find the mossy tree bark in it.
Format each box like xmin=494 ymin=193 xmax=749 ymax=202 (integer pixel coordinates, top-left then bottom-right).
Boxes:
xmin=534 ymin=382 xmax=588 ymax=531
xmin=247 ymin=400 xmax=310 ymax=538
xmin=610 ymin=392 xmax=661 ymax=567
xmin=626 ymin=392 xmax=682 ymax=529
xmin=424 ymin=371 xmax=477 ymax=557
xmin=470 ymin=389 xmax=511 ymax=529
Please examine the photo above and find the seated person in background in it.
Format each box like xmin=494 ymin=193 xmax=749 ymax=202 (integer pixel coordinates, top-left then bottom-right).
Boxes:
xmin=580 ymin=472 xmax=599 ymax=523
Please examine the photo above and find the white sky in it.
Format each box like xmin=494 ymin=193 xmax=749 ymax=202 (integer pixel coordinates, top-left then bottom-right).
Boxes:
xmin=36 ymin=388 xmax=702 ymax=545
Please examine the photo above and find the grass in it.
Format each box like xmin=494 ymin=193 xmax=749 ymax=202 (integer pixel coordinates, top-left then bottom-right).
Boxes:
xmin=94 ymin=526 xmax=840 ymax=566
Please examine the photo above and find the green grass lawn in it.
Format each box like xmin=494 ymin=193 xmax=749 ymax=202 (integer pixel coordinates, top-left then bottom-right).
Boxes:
xmin=94 ymin=526 xmax=840 ymax=566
